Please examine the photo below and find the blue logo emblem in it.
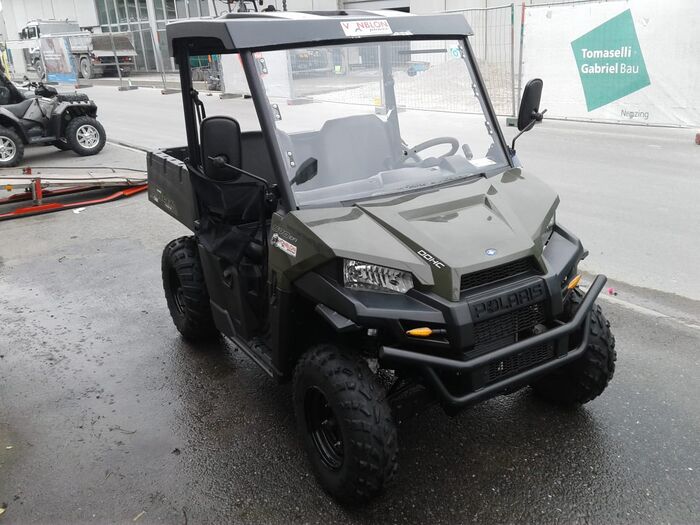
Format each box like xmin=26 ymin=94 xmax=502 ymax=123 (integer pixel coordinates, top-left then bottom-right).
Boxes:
xmin=485 ymin=248 xmax=497 ymax=256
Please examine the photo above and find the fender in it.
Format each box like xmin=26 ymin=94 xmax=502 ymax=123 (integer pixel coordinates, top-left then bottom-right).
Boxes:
xmin=0 ymin=109 xmax=29 ymax=143
xmin=52 ymin=101 xmax=98 ymax=137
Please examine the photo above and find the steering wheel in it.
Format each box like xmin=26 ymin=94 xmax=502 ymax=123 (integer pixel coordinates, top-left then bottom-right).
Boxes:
xmin=401 ymin=137 xmax=459 ymax=164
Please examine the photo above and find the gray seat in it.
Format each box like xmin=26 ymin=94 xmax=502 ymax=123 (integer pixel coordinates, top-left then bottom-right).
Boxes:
xmin=317 ymin=114 xmax=395 ymax=187
xmin=3 ymin=99 xmax=32 ymax=118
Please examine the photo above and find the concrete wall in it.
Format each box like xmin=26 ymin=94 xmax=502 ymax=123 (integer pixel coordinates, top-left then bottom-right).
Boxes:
xmin=1 ymin=0 xmax=99 ymax=40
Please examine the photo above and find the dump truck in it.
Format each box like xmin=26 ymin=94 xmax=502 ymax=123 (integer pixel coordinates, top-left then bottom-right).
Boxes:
xmin=19 ymin=19 xmax=137 ymax=79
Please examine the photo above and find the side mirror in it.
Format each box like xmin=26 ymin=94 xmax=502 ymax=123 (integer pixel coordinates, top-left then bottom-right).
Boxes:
xmin=200 ymin=116 xmax=242 ymax=181
xmin=0 ymin=87 xmax=9 ymax=105
xmin=517 ymin=78 xmax=543 ymax=131
xmin=511 ymin=78 xmax=546 ymax=154
xmin=290 ymin=157 xmax=318 ymax=186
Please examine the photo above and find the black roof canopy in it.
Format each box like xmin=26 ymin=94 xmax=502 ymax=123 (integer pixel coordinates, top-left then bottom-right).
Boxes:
xmin=166 ymin=10 xmax=474 ymax=57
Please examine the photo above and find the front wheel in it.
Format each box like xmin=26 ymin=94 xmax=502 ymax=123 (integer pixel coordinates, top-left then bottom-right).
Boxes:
xmin=0 ymin=127 xmax=24 ymax=167
xmin=531 ymin=288 xmax=616 ymax=406
xmin=66 ymin=116 xmax=106 ymax=156
xmin=293 ymin=345 xmax=398 ymax=504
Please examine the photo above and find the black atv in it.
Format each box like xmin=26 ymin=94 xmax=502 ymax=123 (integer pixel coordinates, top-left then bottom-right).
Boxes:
xmin=0 ymin=73 xmax=106 ymax=167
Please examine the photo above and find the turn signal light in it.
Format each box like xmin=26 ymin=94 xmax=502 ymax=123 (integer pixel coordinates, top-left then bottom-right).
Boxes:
xmin=567 ymin=274 xmax=582 ymax=290
xmin=406 ymin=327 xmax=432 ymax=337
xmin=406 ymin=327 xmax=447 ymax=337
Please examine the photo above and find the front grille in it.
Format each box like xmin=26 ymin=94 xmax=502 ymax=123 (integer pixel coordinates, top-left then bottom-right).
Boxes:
xmin=473 ymin=302 xmax=546 ymax=352
xmin=461 ymin=257 xmax=539 ymax=292
xmin=487 ymin=343 xmax=554 ymax=383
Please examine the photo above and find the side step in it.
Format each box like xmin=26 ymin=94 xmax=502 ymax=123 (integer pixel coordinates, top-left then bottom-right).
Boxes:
xmin=227 ymin=333 xmax=276 ymax=378
xmin=28 ymin=136 xmax=58 ymax=145
xmin=210 ymin=301 xmax=276 ymax=378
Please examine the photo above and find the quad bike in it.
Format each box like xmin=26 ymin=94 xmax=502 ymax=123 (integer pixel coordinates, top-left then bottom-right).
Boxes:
xmin=148 ymin=11 xmax=616 ymax=503
xmin=0 ymin=73 xmax=106 ymax=167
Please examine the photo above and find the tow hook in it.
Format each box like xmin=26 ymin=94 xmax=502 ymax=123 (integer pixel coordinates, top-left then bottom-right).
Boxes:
xmin=532 ymin=324 xmax=547 ymax=336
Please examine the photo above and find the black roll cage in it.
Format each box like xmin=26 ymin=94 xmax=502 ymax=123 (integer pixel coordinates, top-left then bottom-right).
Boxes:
xmin=172 ymin=32 xmax=513 ymax=214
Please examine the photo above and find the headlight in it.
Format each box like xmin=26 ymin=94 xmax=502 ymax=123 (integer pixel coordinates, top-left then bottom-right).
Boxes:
xmin=541 ymin=213 xmax=555 ymax=248
xmin=343 ymin=259 xmax=414 ymax=294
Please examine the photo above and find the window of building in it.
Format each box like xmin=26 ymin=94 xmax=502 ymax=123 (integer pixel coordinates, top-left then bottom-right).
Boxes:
xmin=154 ymin=0 xmax=165 ymax=20
xmin=164 ymin=0 xmax=177 ymax=19
xmin=96 ymin=0 xmax=110 ymax=25
xmin=137 ymin=0 xmax=149 ymax=19
xmin=133 ymin=30 xmax=146 ymax=69
xmin=106 ymin=0 xmax=118 ymax=24
xmin=126 ymin=0 xmax=139 ymax=21
xmin=175 ymin=0 xmax=187 ymax=18
xmin=142 ymin=28 xmax=156 ymax=68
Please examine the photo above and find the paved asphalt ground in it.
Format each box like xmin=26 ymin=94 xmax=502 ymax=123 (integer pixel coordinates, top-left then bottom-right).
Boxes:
xmin=0 ymin=85 xmax=699 ymax=524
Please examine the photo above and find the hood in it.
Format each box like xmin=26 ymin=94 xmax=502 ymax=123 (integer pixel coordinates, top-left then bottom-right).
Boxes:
xmin=284 ymin=167 xmax=558 ymax=301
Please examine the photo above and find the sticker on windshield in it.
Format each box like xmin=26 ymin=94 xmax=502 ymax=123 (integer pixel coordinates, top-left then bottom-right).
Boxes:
xmin=471 ymin=158 xmax=497 ymax=168
xmin=271 ymin=233 xmax=297 ymax=258
xmin=341 ymin=20 xmax=392 ymax=37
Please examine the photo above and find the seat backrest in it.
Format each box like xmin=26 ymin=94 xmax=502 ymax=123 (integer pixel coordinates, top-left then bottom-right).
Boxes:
xmin=0 ymin=72 xmax=25 ymax=104
xmin=316 ymin=114 xmax=393 ymax=187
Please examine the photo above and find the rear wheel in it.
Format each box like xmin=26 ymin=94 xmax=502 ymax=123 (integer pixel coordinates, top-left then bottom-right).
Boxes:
xmin=162 ymin=236 xmax=218 ymax=341
xmin=66 ymin=116 xmax=106 ymax=156
xmin=79 ymin=57 xmax=93 ymax=80
xmin=532 ymin=288 xmax=616 ymax=406
xmin=0 ymin=127 xmax=24 ymax=167
xmin=293 ymin=345 xmax=398 ymax=504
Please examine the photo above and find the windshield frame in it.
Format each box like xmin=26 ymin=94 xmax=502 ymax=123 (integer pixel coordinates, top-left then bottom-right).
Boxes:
xmin=243 ymin=35 xmax=512 ymax=210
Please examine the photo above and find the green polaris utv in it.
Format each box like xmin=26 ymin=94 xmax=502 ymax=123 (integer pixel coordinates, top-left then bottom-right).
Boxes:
xmin=148 ymin=10 xmax=616 ymax=503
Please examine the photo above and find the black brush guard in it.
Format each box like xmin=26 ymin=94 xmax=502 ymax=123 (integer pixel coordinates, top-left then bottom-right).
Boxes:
xmin=379 ymin=275 xmax=607 ymax=408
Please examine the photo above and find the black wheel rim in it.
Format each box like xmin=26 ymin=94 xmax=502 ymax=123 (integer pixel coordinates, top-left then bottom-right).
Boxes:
xmin=305 ymin=387 xmax=344 ymax=470
xmin=170 ymin=270 xmax=186 ymax=315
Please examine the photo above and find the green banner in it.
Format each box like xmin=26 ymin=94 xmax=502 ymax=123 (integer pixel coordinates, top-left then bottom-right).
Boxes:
xmin=571 ymin=9 xmax=650 ymax=111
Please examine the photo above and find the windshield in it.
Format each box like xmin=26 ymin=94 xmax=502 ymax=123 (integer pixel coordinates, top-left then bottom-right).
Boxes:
xmin=257 ymin=39 xmax=508 ymax=207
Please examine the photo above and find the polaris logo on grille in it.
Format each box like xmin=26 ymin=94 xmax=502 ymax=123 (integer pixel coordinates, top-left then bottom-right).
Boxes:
xmin=417 ymin=249 xmax=445 ymax=269
xmin=470 ymin=282 xmax=545 ymax=320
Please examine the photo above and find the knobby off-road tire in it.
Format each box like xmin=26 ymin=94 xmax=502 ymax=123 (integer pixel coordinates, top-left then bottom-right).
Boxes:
xmin=66 ymin=116 xmax=106 ymax=156
xmin=293 ymin=345 xmax=398 ymax=504
xmin=0 ymin=127 xmax=24 ymax=167
xmin=161 ymin=236 xmax=218 ymax=341
xmin=532 ymin=288 xmax=616 ymax=406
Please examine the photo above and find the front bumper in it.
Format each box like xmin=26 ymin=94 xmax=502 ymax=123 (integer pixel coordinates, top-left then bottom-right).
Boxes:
xmin=379 ymin=275 xmax=607 ymax=408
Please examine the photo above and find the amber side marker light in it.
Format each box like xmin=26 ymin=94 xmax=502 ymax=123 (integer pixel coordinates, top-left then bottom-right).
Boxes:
xmin=406 ymin=327 xmax=447 ymax=337
xmin=567 ymin=274 xmax=582 ymax=290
